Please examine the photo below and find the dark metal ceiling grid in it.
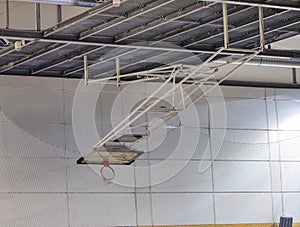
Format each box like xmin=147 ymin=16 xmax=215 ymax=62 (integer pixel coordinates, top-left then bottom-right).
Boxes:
xmin=0 ymin=0 xmax=299 ymax=78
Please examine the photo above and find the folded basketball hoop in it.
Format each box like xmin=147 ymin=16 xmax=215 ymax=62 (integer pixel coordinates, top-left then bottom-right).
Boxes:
xmin=77 ymin=146 xmax=144 ymax=165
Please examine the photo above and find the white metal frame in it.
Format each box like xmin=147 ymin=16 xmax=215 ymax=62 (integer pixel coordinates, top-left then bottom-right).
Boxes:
xmin=81 ymin=3 xmax=265 ymax=163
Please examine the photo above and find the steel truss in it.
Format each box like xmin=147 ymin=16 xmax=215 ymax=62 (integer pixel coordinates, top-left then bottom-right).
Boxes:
xmin=79 ymin=4 xmax=265 ymax=169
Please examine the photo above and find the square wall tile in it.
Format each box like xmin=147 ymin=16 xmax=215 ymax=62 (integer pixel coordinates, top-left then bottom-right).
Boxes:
xmin=219 ymin=86 xmax=265 ymax=99
xmin=0 ymin=194 xmax=68 ymax=227
xmin=282 ymin=162 xmax=300 ymax=191
xmin=121 ymin=82 xmax=146 ymax=94
xmin=3 ymin=122 xmax=65 ymax=158
xmin=0 ymin=157 xmax=67 ymax=192
xmin=64 ymin=89 xmax=102 ymax=124
xmin=211 ymin=129 xmax=269 ymax=161
xmin=215 ymin=193 xmax=273 ymax=224
xmin=152 ymin=193 xmax=214 ymax=225
xmin=63 ymin=78 xmax=100 ymax=91
xmin=0 ymin=123 xmax=6 ymax=157
xmin=266 ymin=88 xmax=276 ymax=101
xmin=283 ymin=193 xmax=300 ymax=222
xmin=68 ymin=159 xmax=134 ymax=193
xmin=121 ymin=92 xmax=147 ymax=127
xmin=179 ymin=98 xmax=209 ymax=128
xmin=276 ymin=89 xmax=300 ymax=100
xmin=227 ymin=98 xmax=268 ymax=129
xmin=65 ymin=124 xmax=103 ymax=158
xmin=135 ymin=160 xmax=151 ymax=192
xmin=100 ymin=91 xmax=124 ymax=126
xmin=266 ymin=101 xmax=278 ymax=130
xmin=136 ymin=193 xmax=152 ymax=226
xmin=69 ymin=194 xmax=137 ymax=227
xmin=0 ymin=75 xmax=63 ymax=90
xmin=149 ymin=127 xmax=210 ymax=160
xmin=0 ymin=87 xmax=64 ymax=123
xmin=213 ymin=161 xmax=271 ymax=192
xmin=277 ymin=100 xmax=300 ymax=130
xmin=16 ymin=123 xmax=65 ymax=150
xmin=268 ymin=131 xmax=280 ymax=160
xmin=151 ymin=160 xmax=212 ymax=192
xmin=279 ymin=131 xmax=300 ymax=160
xmin=272 ymin=193 xmax=283 ymax=222
xmin=270 ymin=162 xmax=282 ymax=192
xmin=209 ymin=98 xmax=267 ymax=129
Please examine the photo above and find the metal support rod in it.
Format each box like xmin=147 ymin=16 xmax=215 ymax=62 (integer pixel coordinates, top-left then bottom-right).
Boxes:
xmin=132 ymin=51 xmax=257 ymax=142
xmin=93 ymin=48 xmax=224 ymax=150
xmin=116 ymin=57 xmax=120 ymax=87
xmin=35 ymin=3 xmax=41 ymax=31
xmin=57 ymin=5 xmax=62 ymax=23
xmin=180 ymin=84 xmax=185 ymax=110
xmin=151 ymin=50 xmax=261 ymax=136
xmin=292 ymin=68 xmax=297 ymax=84
xmin=92 ymin=66 xmax=182 ymax=151
xmin=5 ymin=0 xmax=9 ymax=29
xmin=258 ymin=6 xmax=265 ymax=51
xmin=172 ymin=76 xmax=176 ymax=108
xmin=84 ymin=55 xmax=88 ymax=86
xmin=88 ymin=64 xmax=183 ymax=83
xmin=223 ymin=3 xmax=229 ymax=49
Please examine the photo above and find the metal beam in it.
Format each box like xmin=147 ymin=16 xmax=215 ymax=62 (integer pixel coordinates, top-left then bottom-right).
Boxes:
xmin=198 ymin=0 xmax=300 ymax=11
xmin=31 ymin=46 xmax=104 ymax=74
xmin=12 ymin=0 xmax=98 ymax=7
xmin=57 ymin=5 xmax=62 ymax=23
xmin=1 ymin=0 xmax=176 ymax=74
xmin=115 ymin=1 xmax=215 ymax=42
xmin=61 ymin=3 xmax=253 ymax=76
xmin=76 ymin=3 xmax=251 ymax=75
xmin=0 ymin=43 xmax=66 ymax=73
xmin=5 ymin=0 xmax=9 ymax=29
xmin=2 ymin=28 xmax=300 ymax=58
xmin=183 ymin=8 xmax=286 ymax=47
xmin=31 ymin=1 xmax=214 ymax=74
xmin=223 ymin=3 xmax=229 ymax=49
xmin=152 ymin=4 xmax=248 ymax=42
xmin=0 ymin=45 xmax=15 ymax=57
xmin=43 ymin=0 xmax=128 ymax=37
xmin=63 ymin=49 xmax=166 ymax=76
xmin=228 ymin=18 xmax=300 ymax=47
xmin=0 ymin=0 xmax=122 ymax=73
xmin=35 ymin=3 xmax=41 ymax=31
xmin=79 ymin=0 xmax=177 ymax=39
xmin=0 ymin=0 xmax=133 ymax=73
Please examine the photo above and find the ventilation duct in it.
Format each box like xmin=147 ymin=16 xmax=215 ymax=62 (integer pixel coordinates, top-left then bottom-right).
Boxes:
xmin=215 ymin=57 xmax=300 ymax=69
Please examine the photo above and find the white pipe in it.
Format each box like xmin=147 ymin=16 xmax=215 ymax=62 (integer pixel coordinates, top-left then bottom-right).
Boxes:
xmin=93 ymin=48 xmax=224 ymax=150
xmin=223 ymin=3 xmax=229 ymax=49
xmin=258 ymin=6 xmax=265 ymax=51
xmin=84 ymin=55 xmax=88 ymax=86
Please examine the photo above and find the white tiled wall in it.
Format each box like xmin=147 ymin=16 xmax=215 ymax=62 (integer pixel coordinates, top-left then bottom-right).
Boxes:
xmin=215 ymin=193 xmax=273 ymax=224
xmin=0 ymin=75 xmax=300 ymax=226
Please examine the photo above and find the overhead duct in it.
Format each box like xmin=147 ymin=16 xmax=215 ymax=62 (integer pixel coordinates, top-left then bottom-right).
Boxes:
xmin=214 ymin=57 xmax=300 ymax=69
xmin=14 ymin=0 xmax=99 ymax=7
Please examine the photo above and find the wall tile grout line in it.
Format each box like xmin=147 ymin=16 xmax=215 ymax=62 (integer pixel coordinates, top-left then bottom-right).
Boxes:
xmin=274 ymin=90 xmax=285 ymax=216
xmin=265 ymin=87 xmax=275 ymax=223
